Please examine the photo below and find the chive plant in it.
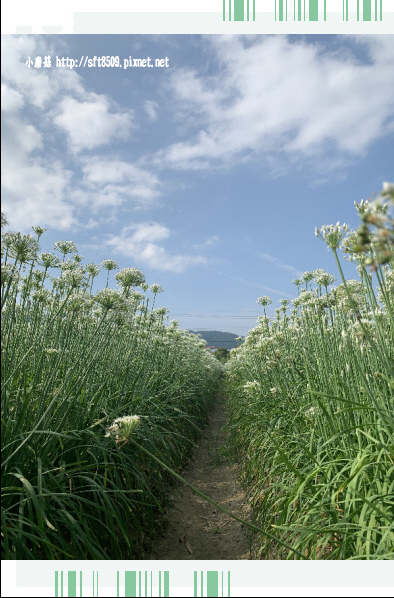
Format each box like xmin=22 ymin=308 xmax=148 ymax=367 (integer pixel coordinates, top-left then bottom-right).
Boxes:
xmin=225 ymin=184 xmax=394 ymax=560
xmin=1 ymin=217 xmax=223 ymax=559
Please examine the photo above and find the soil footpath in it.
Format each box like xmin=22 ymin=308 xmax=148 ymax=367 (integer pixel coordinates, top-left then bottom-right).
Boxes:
xmin=146 ymin=397 xmax=252 ymax=560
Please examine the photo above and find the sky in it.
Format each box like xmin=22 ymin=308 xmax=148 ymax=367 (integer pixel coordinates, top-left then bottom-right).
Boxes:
xmin=1 ymin=34 xmax=394 ymax=336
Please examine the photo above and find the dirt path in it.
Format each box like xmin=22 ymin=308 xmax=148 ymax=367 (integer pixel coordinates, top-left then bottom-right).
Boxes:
xmin=146 ymin=397 xmax=252 ymax=560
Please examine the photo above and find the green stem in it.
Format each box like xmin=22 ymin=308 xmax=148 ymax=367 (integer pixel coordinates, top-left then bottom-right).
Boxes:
xmin=332 ymin=248 xmax=392 ymax=374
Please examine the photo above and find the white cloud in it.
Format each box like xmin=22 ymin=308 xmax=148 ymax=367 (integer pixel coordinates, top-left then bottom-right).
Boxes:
xmin=126 ymin=222 xmax=169 ymax=244
xmin=213 ymin=269 xmax=291 ymax=298
xmin=82 ymin=159 xmax=158 ymax=191
xmin=1 ymin=36 xmax=53 ymax=108
xmin=1 ymin=37 xmax=133 ymax=153
xmin=1 ymin=83 xmax=24 ymax=112
xmin=75 ymin=158 xmax=161 ymax=209
xmin=107 ymin=223 xmax=207 ymax=273
xmin=53 ymin=96 xmax=132 ymax=152
xmin=144 ymin=100 xmax=159 ymax=121
xmin=258 ymin=252 xmax=303 ymax=276
xmin=194 ymin=235 xmax=220 ymax=249
xmin=1 ymin=98 xmax=75 ymax=231
xmin=0 ymin=37 xmax=142 ymax=230
xmin=2 ymin=166 xmax=75 ymax=232
xmin=1 ymin=153 xmax=75 ymax=232
xmin=1 ymin=36 xmax=84 ymax=108
xmin=3 ymin=115 xmax=42 ymax=154
xmin=158 ymin=36 xmax=394 ymax=171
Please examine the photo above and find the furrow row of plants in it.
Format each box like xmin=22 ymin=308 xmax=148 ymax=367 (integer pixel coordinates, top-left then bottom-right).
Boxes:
xmin=225 ymin=184 xmax=394 ymax=560
xmin=1 ymin=215 xmax=223 ymax=559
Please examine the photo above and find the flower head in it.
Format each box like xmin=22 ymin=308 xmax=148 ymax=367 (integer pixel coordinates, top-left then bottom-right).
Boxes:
xmin=8 ymin=233 xmax=39 ymax=263
xmin=32 ymin=226 xmax=46 ymax=239
xmin=150 ymin=283 xmax=164 ymax=295
xmin=86 ymin=263 xmax=101 ymax=279
xmin=54 ymin=240 xmax=77 ymax=257
xmin=39 ymin=252 xmax=60 ymax=270
xmin=44 ymin=347 xmax=60 ymax=357
xmin=95 ymin=288 xmax=124 ymax=311
xmin=305 ymin=406 xmax=317 ymax=419
xmin=62 ymin=267 xmax=86 ymax=289
xmin=105 ymin=415 xmax=141 ymax=446
xmin=243 ymin=380 xmax=261 ymax=397
xmin=257 ymin=296 xmax=272 ymax=307
xmin=1 ymin=212 xmax=9 ymax=229
xmin=32 ymin=288 xmax=52 ymax=305
xmin=313 ymin=269 xmax=335 ymax=288
xmin=315 ymin=222 xmax=350 ymax=250
xmin=115 ymin=267 xmax=146 ymax=290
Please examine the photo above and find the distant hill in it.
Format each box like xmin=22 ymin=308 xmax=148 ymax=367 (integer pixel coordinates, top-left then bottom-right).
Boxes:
xmin=189 ymin=330 xmax=243 ymax=350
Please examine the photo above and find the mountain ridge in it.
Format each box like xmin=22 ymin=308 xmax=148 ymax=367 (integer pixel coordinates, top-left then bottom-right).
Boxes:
xmin=188 ymin=330 xmax=243 ymax=350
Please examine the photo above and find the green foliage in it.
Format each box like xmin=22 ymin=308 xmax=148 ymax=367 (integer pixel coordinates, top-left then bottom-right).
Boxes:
xmin=1 ymin=223 xmax=223 ymax=559
xmin=214 ymin=347 xmax=230 ymax=363
xmin=225 ymin=184 xmax=394 ymax=560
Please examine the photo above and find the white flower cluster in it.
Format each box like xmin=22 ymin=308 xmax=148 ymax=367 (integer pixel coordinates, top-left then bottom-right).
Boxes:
xmin=54 ymin=240 xmax=77 ymax=257
xmin=115 ymin=267 xmax=146 ymax=290
xmin=44 ymin=348 xmax=60 ymax=357
xmin=313 ymin=269 xmax=335 ymax=288
xmin=150 ymin=284 xmax=163 ymax=295
xmin=101 ymin=259 xmax=119 ymax=271
xmin=292 ymin=290 xmax=317 ymax=307
xmin=105 ymin=415 xmax=141 ymax=445
xmin=39 ymin=252 xmax=60 ymax=270
xmin=257 ymin=296 xmax=272 ymax=307
xmin=95 ymin=288 xmax=124 ymax=311
xmin=315 ymin=222 xmax=350 ymax=250
xmin=304 ymin=406 xmax=318 ymax=419
xmin=242 ymin=380 xmax=261 ymax=397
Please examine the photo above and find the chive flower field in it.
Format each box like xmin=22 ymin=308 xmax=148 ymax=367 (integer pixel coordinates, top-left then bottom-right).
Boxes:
xmin=1 ymin=216 xmax=223 ymax=559
xmin=225 ymin=184 xmax=394 ymax=559
xmin=1 ymin=182 xmax=393 ymax=561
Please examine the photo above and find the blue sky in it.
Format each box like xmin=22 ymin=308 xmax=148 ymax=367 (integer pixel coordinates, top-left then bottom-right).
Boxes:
xmin=2 ymin=34 xmax=394 ymax=336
